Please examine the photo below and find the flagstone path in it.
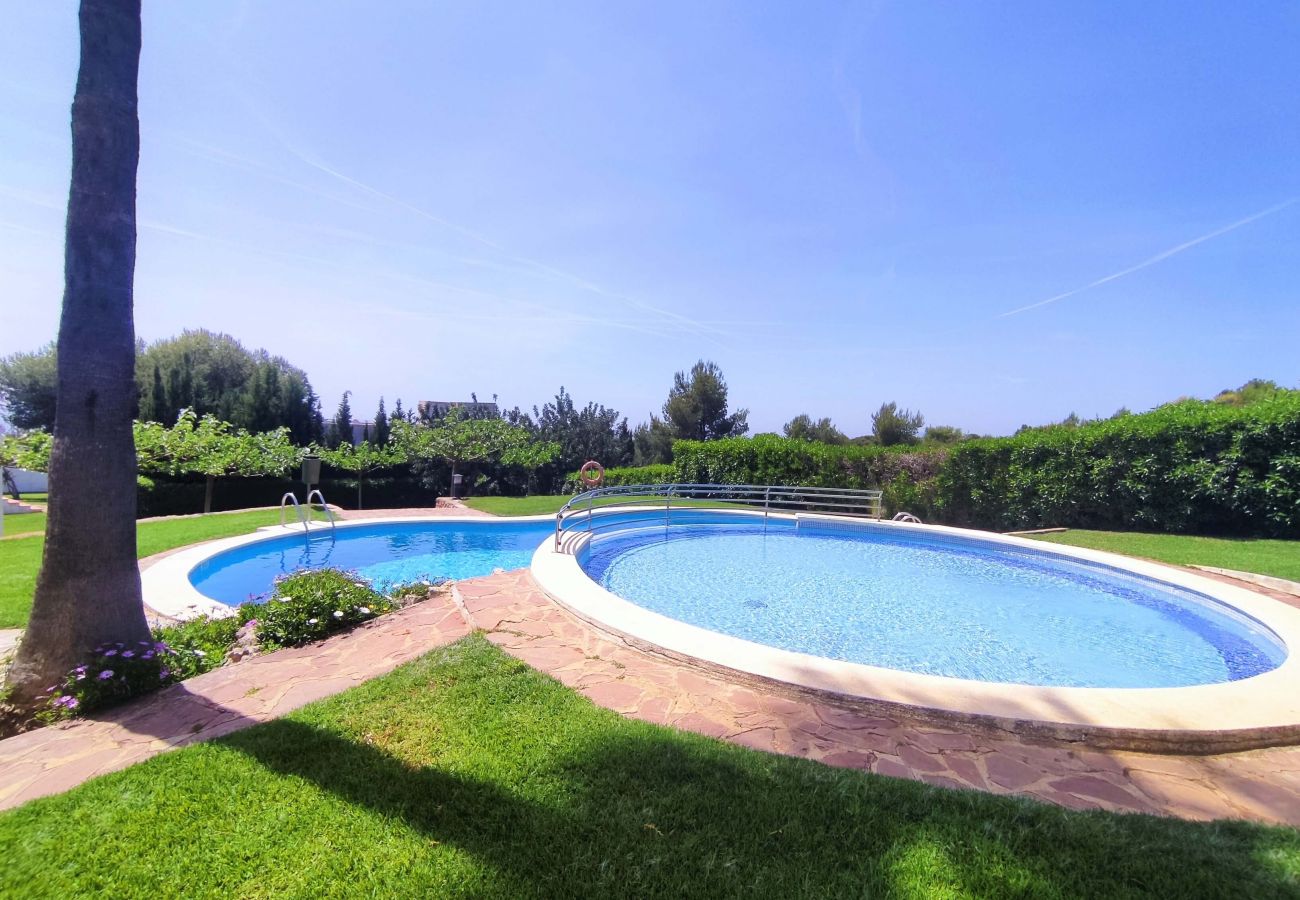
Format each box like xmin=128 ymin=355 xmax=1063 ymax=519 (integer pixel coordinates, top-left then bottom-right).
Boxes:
xmin=0 ymin=599 xmax=469 ymax=811
xmin=457 ymin=570 xmax=1300 ymax=827
xmin=2 ymin=566 xmax=1298 ymax=827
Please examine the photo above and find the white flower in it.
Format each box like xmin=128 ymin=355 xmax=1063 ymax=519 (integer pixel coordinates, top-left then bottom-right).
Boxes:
xmin=333 ymin=610 xmax=344 ymax=619
xmin=280 ymin=596 xmax=293 ymax=603
xmin=307 ymin=618 xmax=318 ymax=625
xmin=359 ymin=606 xmax=371 ymax=615
xmin=194 ymin=650 xmax=206 ymax=658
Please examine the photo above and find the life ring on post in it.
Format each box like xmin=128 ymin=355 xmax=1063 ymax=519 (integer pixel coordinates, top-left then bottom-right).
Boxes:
xmin=578 ymin=460 xmax=605 ymax=488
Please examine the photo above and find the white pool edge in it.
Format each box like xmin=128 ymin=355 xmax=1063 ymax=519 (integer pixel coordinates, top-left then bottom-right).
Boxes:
xmin=531 ymin=515 xmax=1300 ymax=751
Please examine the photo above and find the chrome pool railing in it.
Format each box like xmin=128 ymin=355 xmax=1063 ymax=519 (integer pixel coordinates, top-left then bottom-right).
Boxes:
xmin=554 ymin=483 xmax=884 ymax=552
xmin=279 ymin=490 xmax=337 ymax=534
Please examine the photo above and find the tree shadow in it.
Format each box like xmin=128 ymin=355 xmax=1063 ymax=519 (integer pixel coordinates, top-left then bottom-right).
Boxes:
xmin=218 ymin=717 xmax=1300 ymax=898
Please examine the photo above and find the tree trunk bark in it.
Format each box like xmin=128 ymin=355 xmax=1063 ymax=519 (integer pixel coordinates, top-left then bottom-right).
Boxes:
xmin=357 ymin=474 xmax=364 ymax=510
xmin=204 ymin=474 xmax=214 ymax=514
xmin=7 ymin=0 xmax=149 ymax=709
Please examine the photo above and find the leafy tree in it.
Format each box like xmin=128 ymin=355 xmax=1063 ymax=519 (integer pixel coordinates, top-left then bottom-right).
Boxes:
xmin=0 ymin=430 xmax=53 ymax=479
xmin=871 ymin=402 xmax=924 ymax=446
xmin=661 ymin=360 xmax=749 ymax=443
xmin=316 ymin=440 xmax=403 ymax=509
xmin=135 ymin=410 xmax=301 ymax=513
xmin=392 ymin=397 xmax=408 ymax=424
xmin=922 ymin=425 xmax=966 ymax=445
xmin=1214 ymin=379 xmax=1287 ymax=407
xmin=0 ymin=343 xmax=58 ymax=431
xmin=8 ymin=0 xmax=151 ymax=710
xmin=632 ymin=418 xmax=675 ymax=466
xmin=783 ymin=414 xmax=848 ymax=444
xmin=328 ymin=391 xmax=353 ymax=447
xmin=392 ymin=412 xmax=558 ymax=498
xmin=522 ymin=387 xmax=634 ymax=490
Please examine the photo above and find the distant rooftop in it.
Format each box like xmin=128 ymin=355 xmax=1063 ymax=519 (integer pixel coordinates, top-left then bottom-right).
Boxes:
xmin=417 ymin=400 xmax=500 ymax=420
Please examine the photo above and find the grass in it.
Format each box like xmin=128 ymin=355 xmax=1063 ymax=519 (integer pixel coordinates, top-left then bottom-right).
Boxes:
xmin=0 ymin=508 xmax=283 ymax=629
xmin=0 ymin=635 xmax=1296 ymax=898
xmin=1030 ymin=530 xmax=1300 ymax=582
xmin=1 ymin=513 xmax=47 ymax=538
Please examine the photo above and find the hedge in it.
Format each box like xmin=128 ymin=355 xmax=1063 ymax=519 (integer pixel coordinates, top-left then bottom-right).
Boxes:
xmin=137 ymin=476 xmax=439 ymax=518
xmin=562 ymin=464 xmax=675 ymax=493
xmin=671 ymin=435 xmax=946 ymax=517
xmin=934 ymin=396 xmax=1300 ymax=537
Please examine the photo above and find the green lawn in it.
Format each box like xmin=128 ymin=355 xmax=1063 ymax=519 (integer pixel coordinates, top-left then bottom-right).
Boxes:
xmin=0 ymin=509 xmax=283 ymax=629
xmin=1 ymin=513 xmax=47 ymax=538
xmin=1 ymin=635 xmax=1295 ymax=898
xmin=1030 ymin=530 xmax=1300 ymax=582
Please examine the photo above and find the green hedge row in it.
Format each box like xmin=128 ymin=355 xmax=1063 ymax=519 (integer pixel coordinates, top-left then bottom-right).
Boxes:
xmin=934 ymin=396 xmax=1300 ymax=536
xmin=562 ymin=463 xmax=675 ymax=493
xmin=671 ymin=435 xmax=947 ymax=517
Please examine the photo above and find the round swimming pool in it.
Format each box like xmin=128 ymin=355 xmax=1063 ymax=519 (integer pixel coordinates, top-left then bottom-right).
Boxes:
xmin=577 ymin=514 xmax=1287 ymax=689
xmin=189 ymin=519 xmax=556 ymax=606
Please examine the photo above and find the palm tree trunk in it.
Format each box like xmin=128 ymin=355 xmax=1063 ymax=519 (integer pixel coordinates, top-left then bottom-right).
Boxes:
xmin=7 ymin=0 xmax=149 ymax=709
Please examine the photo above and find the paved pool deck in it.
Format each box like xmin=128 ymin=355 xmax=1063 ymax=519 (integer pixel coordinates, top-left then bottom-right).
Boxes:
xmin=1 ymin=568 xmax=1298 ymax=826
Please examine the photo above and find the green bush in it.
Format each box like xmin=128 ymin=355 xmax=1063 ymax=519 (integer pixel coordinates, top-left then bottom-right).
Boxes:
xmin=39 ymin=639 xmax=190 ymax=722
xmin=670 ymin=435 xmax=946 ymax=517
xmin=563 ymin=463 xmax=675 ymax=492
xmin=935 ymin=396 xmax=1300 ymax=536
xmin=153 ymin=615 xmax=243 ymax=680
xmin=254 ymin=569 xmax=395 ymax=650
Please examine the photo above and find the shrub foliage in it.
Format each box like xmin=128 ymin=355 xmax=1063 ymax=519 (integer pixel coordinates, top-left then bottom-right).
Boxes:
xmin=934 ymin=396 xmax=1300 ymax=536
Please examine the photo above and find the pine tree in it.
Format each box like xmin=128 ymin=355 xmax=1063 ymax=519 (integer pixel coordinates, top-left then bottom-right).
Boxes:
xmin=373 ymin=397 xmax=390 ymax=445
xmin=331 ymin=391 xmax=354 ymax=447
xmin=149 ymin=364 xmax=168 ymax=423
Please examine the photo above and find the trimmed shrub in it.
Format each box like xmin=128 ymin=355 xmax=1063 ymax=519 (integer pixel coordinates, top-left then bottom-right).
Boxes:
xmin=934 ymin=396 xmax=1300 ymax=536
xmin=563 ymin=463 xmax=675 ymax=492
xmin=670 ymin=435 xmax=946 ymax=517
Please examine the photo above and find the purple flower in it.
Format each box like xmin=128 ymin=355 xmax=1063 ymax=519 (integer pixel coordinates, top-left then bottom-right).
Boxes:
xmin=159 ymin=668 xmax=171 ymax=680
xmin=122 ymin=650 xmax=136 ymax=659
xmin=104 ymin=649 xmax=118 ymax=657
xmin=53 ymin=696 xmax=79 ymax=711
xmin=142 ymin=651 xmax=154 ymax=660
xmin=98 ymin=670 xmax=114 ymax=680
xmin=154 ymin=642 xmax=169 ymax=652
xmin=138 ymin=641 xmax=151 ymax=646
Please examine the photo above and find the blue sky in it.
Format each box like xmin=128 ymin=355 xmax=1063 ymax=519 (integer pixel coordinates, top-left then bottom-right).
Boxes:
xmin=2 ymin=2 xmax=1297 ymax=436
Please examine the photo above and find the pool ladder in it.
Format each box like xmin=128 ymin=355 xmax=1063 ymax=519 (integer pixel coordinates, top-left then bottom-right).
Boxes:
xmin=280 ymin=489 xmax=337 ymax=534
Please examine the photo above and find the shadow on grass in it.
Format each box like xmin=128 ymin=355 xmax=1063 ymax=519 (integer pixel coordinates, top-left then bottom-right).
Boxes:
xmin=220 ymin=717 xmax=1300 ymax=899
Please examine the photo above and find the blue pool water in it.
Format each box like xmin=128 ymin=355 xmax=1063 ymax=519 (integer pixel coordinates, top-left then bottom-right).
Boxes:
xmin=190 ymin=520 xmax=554 ymax=605
xmin=580 ymin=516 xmax=1287 ymax=688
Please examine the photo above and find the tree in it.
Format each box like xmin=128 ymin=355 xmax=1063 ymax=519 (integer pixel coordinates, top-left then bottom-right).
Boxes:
xmin=922 ymin=425 xmax=965 ymax=445
xmin=0 ymin=343 xmax=58 ymax=431
xmin=328 ymin=391 xmax=353 ymax=447
xmin=316 ymin=440 xmax=403 ymax=509
xmin=632 ymin=417 xmax=675 ymax=465
xmin=871 ymin=402 xmax=924 ymax=446
xmin=8 ymin=0 xmax=150 ymax=709
xmin=372 ymin=397 xmax=390 ymax=446
xmin=392 ymin=412 xmax=558 ymax=498
xmin=1214 ymin=379 xmax=1286 ymax=407
xmin=134 ymin=410 xmax=301 ymax=513
xmin=660 ymin=360 xmax=749 ymax=442
xmin=783 ymin=414 xmax=848 ymax=444
xmin=525 ymin=386 xmax=634 ymax=490
xmin=0 ymin=430 xmax=54 ymax=481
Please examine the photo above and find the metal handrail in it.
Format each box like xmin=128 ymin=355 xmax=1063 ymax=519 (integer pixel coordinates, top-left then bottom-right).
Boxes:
xmin=280 ymin=492 xmax=307 ymax=531
xmin=554 ymin=483 xmax=884 ymax=552
xmin=306 ymin=489 xmax=337 ymax=533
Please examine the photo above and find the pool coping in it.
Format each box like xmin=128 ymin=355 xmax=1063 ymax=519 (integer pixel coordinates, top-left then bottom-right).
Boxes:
xmin=531 ymin=514 xmax=1300 ymax=754
xmin=139 ymin=514 xmax=558 ymax=620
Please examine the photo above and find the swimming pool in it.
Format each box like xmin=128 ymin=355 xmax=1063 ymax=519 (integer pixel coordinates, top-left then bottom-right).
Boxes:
xmin=577 ymin=515 xmax=1285 ymax=689
xmin=188 ymin=519 xmax=555 ymax=606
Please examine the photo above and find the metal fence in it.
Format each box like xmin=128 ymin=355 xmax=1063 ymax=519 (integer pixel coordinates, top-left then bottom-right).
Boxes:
xmin=554 ymin=483 xmax=883 ymax=552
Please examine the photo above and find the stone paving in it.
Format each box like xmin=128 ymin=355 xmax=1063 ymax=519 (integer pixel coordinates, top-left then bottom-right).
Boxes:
xmin=457 ymin=570 xmax=1300 ymax=827
xmin=0 ymin=599 xmax=469 ymax=811
xmin=3 ymin=562 xmax=1299 ymax=826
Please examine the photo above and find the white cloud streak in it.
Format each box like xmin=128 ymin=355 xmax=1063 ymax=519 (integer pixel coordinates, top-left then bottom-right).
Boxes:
xmin=998 ymin=198 xmax=1299 ymax=318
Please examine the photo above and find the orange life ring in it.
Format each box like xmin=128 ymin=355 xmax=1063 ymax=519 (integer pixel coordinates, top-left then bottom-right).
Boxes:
xmin=579 ymin=460 xmax=605 ymax=487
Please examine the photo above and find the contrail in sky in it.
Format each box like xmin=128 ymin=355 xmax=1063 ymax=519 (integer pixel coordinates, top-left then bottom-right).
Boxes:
xmin=998 ymin=197 xmax=1299 ymax=318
